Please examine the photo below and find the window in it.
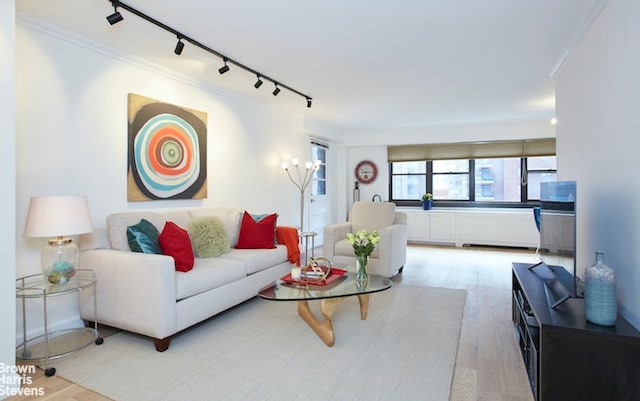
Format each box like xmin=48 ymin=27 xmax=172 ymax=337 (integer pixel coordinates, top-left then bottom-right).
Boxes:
xmin=474 ymin=158 xmax=521 ymax=202
xmin=526 ymin=156 xmax=557 ymax=200
xmin=390 ymin=156 xmax=557 ymax=207
xmin=433 ymin=159 xmax=469 ymax=200
xmin=311 ymin=143 xmax=327 ymax=196
xmin=390 ymin=161 xmax=425 ymax=200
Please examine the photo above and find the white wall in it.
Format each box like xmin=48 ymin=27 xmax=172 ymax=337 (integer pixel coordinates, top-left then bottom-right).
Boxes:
xmin=556 ymin=0 xmax=640 ymax=328
xmin=1 ymin=1 xmax=18 ymax=398
xmin=339 ymin=146 xmax=389 ymax=220
xmin=15 ymin=18 xmax=338 ymax=336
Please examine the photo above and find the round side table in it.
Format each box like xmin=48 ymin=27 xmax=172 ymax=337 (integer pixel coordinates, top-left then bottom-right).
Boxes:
xmin=15 ymin=269 xmax=103 ymax=377
xmin=299 ymin=231 xmax=317 ymax=265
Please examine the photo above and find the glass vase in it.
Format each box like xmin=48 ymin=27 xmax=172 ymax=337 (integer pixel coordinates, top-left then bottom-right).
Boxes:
xmin=584 ymin=251 xmax=617 ymax=326
xmin=355 ymin=255 xmax=369 ymax=282
xmin=42 ymin=238 xmax=78 ymax=285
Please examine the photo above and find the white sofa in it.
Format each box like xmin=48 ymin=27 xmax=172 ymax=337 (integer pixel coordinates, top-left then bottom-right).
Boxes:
xmin=323 ymin=201 xmax=408 ymax=278
xmin=78 ymin=207 xmax=290 ymax=352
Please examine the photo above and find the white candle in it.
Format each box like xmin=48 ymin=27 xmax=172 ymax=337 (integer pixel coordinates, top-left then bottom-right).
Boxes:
xmin=291 ymin=265 xmax=302 ymax=280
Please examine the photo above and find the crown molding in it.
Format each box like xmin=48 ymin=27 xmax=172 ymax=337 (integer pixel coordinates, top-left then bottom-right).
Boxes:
xmin=549 ymin=0 xmax=610 ymax=78
xmin=16 ymin=13 xmax=247 ymax=103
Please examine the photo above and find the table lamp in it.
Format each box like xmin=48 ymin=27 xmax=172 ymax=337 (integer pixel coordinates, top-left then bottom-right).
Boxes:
xmin=24 ymin=196 xmax=93 ymax=285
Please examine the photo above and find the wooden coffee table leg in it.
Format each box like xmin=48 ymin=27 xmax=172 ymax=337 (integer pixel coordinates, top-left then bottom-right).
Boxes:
xmin=297 ymin=299 xmax=341 ymax=347
xmin=357 ymin=294 xmax=370 ymax=320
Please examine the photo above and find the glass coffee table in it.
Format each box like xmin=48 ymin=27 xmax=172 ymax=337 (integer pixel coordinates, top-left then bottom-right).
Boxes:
xmin=259 ymin=272 xmax=392 ymax=346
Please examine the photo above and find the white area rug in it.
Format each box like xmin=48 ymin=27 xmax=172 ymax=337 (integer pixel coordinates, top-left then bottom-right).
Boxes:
xmin=54 ymin=285 xmax=466 ymax=401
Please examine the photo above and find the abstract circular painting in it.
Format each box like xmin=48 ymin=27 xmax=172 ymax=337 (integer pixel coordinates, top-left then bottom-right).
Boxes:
xmin=127 ymin=93 xmax=207 ymax=201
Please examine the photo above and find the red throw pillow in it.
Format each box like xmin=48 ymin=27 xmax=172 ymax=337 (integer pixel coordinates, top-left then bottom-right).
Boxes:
xmin=235 ymin=211 xmax=277 ymax=249
xmin=158 ymin=221 xmax=195 ymax=272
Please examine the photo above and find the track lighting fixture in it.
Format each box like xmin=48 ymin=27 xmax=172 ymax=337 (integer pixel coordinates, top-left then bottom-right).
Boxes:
xmin=105 ymin=0 xmax=312 ymax=107
xmin=174 ymin=37 xmax=184 ymax=55
xmin=218 ymin=59 xmax=230 ymax=75
xmin=106 ymin=4 xmax=123 ymax=25
xmin=254 ymin=75 xmax=263 ymax=89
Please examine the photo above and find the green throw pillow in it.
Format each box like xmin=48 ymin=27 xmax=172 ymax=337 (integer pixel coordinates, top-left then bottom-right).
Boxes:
xmin=127 ymin=218 xmax=161 ymax=254
xmin=188 ymin=217 xmax=230 ymax=258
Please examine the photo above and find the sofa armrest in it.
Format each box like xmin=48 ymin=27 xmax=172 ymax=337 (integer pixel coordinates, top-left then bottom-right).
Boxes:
xmin=374 ymin=223 xmax=408 ymax=277
xmin=79 ymin=249 xmax=178 ymax=339
xmin=323 ymin=222 xmax=352 ymax=262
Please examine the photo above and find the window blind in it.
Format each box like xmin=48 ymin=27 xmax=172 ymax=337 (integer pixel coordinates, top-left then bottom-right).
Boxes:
xmin=387 ymin=138 xmax=555 ymax=162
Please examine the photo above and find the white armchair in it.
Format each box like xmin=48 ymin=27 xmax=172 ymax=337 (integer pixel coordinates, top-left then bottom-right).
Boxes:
xmin=323 ymin=201 xmax=407 ymax=278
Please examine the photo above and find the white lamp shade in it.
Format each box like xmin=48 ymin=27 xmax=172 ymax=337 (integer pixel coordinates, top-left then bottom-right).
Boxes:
xmin=24 ymin=196 xmax=93 ymax=238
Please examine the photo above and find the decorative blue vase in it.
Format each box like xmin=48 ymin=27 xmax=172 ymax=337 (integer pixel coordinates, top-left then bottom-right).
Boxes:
xmin=422 ymin=200 xmax=432 ymax=210
xmin=584 ymin=251 xmax=617 ymax=326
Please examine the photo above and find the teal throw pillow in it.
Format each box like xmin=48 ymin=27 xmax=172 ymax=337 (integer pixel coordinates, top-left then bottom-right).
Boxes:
xmin=127 ymin=218 xmax=161 ymax=254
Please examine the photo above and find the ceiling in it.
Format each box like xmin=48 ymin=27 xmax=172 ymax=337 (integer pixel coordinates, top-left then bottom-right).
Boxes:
xmin=16 ymin=0 xmax=601 ymax=132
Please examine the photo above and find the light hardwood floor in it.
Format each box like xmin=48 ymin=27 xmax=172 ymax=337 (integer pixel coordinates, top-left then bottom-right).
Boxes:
xmin=397 ymin=245 xmax=536 ymax=401
xmin=9 ymin=244 xmax=536 ymax=401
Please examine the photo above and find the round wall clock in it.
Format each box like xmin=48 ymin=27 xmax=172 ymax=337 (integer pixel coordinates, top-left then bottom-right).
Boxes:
xmin=355 ymin=160 xmax=378 ymax=184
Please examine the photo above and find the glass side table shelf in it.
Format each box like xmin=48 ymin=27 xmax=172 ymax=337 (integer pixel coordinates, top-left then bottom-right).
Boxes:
xmin=299 ymin=231 xmax=317 ymax=265
xmin=16 ymin=269 xmax=103 ymax=377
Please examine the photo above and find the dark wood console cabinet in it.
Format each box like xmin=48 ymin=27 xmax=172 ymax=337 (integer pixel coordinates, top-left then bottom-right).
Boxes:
xmin=512 ymin=262 xmax=640 ymax=401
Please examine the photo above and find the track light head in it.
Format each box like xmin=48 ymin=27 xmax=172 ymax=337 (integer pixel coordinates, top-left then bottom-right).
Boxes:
xmin=218 ymin=59 xmax=230 ymax=75
xmin=106 ymin=8 xmax=123 ymax=25
xmin=306 ymin=98 xmax=312 ymax=108
xmin=273 ymin=84 xmax=281 ymax=96
xmin=174 ymin=38 xmax=184 ymax=55
xmin=254 ymin=75 xmax=263 ymax=89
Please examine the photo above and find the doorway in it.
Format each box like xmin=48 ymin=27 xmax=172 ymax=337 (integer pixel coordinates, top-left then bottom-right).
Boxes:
xmin=308 ymin=141 xmax=329 ymax=247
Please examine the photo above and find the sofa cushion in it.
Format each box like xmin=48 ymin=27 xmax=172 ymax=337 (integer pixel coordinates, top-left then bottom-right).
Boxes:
xmin=175 ymin=258 xmax=246 ymax=300
xmin=350 ymin=201 xmax=396 ymax=233
xmin=79 ymin=227 xmax=111 ymax=251
xmin=188 ymin=217 xmax=230 ymax=258
xmin=220 ymin=245 xmax=288 ymax=275
xmin=109 ymin=212 xmax=159 ymax=251
xmin=158 ymin=221 xmax=194 ymax=272
xmin=127 ymin=219 xmax=162 ymax=254
xmin=189 ymin=207 xmax=243 ymax=247
xmin=334 ymin=238 xmax=379 ymax=258
xmin=161 ymin=211 xmax=193 ymax=231
xmin=235 ymin=211 xmax=277 ymax=249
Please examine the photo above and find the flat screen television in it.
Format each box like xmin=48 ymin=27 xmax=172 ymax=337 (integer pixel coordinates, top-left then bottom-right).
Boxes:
xmin=531 ymin=181 xmax=581 ymax=308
